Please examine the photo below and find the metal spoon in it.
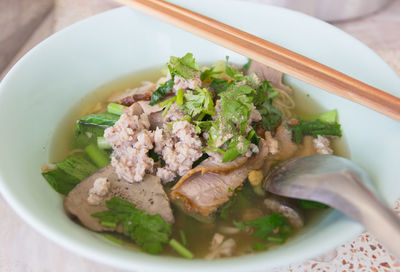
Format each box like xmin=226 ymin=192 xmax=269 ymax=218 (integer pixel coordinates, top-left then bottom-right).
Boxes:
xmin=265 ymin=154 xmax=400 ymax=258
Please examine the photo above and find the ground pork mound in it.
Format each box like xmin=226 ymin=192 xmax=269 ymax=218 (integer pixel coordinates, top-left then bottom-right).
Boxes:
xmin=104 ymin=109 xmax=154 ymax=183
xmin=154 ymin=120 xmax=203 ymax=183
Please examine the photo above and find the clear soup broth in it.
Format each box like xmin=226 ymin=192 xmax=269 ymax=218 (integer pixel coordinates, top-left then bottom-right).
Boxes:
xmin=50 ymin=68 xmax=349 ymax=258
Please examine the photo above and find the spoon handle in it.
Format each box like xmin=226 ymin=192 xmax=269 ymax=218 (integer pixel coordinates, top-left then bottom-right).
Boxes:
xmin=355 ymin=194 xmax=400 ymax=258
xmin=330 ymin=173 xmax=400 ymax=258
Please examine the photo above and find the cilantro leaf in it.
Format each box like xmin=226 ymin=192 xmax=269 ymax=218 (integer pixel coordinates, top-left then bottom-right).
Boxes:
xmin=181 ymin=87 xmax=215 ymax=119
xmin=225 ymin=56 xmax=243 ymax=79
xmin=150 ymin=79 xmax=174 ymax=106
xmin=56 ymin=153 xmax=98 ymax=181
xmin=219 ymin=84 xmax=255 ymax=134
xmin=207 ymin=119 xmax=236 ymax=149
xmin=288 ymin=119 xmax=342 ymax=145
xmin=200 ymin=66 xmax=222 ymax=81
xmin=206 ymin=84 xmax=257 ymax=162
xmin=168 ymin=53 xmax=200 ymax=79
xmin=258 ymin=102 xmax=282 ymax=131
xmin=253 ymin=80 xmax=278 ymax=106
xmin=92 ymin=197 xmax=172 ymax=254
xmin=193 ymin=120 xmax=213 ymax=134
xmin=210 ymin=78 xmax=232 ymax=94
xmin=222 ymin=137 xmax=250 ymax=162
xmin=255 ymin=81 xmax=282 ymax=131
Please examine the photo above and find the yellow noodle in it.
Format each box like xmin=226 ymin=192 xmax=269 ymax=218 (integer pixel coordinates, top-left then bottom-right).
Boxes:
xmin=272 ymin=87 xmax=296 ymax=118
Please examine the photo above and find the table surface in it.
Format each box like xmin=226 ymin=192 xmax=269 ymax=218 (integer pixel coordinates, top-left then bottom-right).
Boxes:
xmin=1 ymin=0 xmax=400 ymax=271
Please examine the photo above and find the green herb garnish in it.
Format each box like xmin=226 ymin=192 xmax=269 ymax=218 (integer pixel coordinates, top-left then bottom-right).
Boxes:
xmin=179 ymin=230 xmax=187 ymax=246
xmin=234 ymin=213 xmax=292 ymax=243
xmin=84 ymin=143 xmax=110 ymax=168
xmin=200 ymin=66 xmax=222 ymax=81
xmin=168 ymin=53 xmax=200 ymax=79
xmin=92 ymin=197 xmax=172 ymax=254
xmin=254 ymin=80 xmax=282 ymax=131
xmin=169 ymin=239 xmax=194 ymax=259
xmin=150 ymin=79 xmax=174 ymax=106
xmin=56 ymin=153 xmax=98 ymax=181
xmin=252 ymin=242 xmax=267 ymax=251
xmin=300 ymin=109 xmax=338 ymax=124
xmin=42 ymin=153 xmax=98 ymax=195
xmin=107 ymin=103 xmax=126 ymax=115
xmin=210 ymin=78 xmax=232 ymax=94
xmin=289 ymin=119 xmax=342 ymax=145
xmin=182 ymin=87 xmax=215 ymax=120
xmin=42 ymin=168 xmax=81 ymax=195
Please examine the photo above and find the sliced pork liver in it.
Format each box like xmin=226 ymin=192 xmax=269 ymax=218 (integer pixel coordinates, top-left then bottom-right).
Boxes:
xmin=171 ymin=139 xmax=269 ymax=216
xmin=64 ymin=165 xmax=174 ymax=232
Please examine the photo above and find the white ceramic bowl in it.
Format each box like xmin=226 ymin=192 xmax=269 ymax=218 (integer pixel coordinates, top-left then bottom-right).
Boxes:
xmin=0 ymin=1 xmax=399 ymax=271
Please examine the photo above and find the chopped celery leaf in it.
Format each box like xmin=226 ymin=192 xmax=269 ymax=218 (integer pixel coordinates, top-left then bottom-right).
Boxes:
xmin=169 ymin=239 xmax=193 ymax=259
xmin=75 ymin=123 xmax=107 ymax=138
xmin=42 ymin=168 xmax=80 ymax=195
xmin=92 ymin=197 xmax=172 ymax=254
xmin=150 ymin=79 xmax=174 ymax=106
xmin=56 ymin=153 xmax=98 ymax=181
xmin=43 ymin=152 xmax=99 ymax=195
xmin=85 ymin=143 xmax=110 ymax=168
xmin=300 ymin=109 xmax=338 ymax=124
xmin=289 ymin=119 xmax=342 ymax=145
xmin=73 ymin=112 xmax=119 ymax=148
xmin=107 ymin=103 xmax=126 ymax=115
xmin=78 ymin=112 xmax=120 ymax=127
xmin=97 ymin=137 xmax=111 ymax=149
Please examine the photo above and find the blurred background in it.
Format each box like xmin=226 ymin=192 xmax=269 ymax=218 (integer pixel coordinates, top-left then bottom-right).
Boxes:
xmin=0 ymin=0 xmax=399 ymax=271
xmin=1 ymin=0 xmax=399 ymax=79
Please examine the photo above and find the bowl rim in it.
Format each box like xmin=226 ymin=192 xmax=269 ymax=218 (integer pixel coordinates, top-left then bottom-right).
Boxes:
xmin=0 ymin=1 xmax=399 ymax=271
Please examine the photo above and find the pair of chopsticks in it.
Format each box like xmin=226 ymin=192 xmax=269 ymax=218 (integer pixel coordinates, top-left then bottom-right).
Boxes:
xmin=115 ymin=0 xmax=400 ymax=122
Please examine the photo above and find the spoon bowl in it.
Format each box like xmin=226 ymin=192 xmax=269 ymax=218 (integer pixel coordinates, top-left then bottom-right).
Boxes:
xmin=265 ymin=155 xmax=400 ymax=258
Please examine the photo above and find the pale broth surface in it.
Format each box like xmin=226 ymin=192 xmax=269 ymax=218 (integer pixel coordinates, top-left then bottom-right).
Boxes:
xmin=50 ymin=68 xmax=346 ymax=258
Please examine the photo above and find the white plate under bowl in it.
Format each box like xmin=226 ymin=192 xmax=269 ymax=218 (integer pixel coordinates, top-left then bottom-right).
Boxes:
xmin=0 ymin=0 xmax=399 ymax=271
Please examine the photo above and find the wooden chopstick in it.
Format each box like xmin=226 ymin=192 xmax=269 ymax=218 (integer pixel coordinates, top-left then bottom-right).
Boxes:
xmin=115 ymin=0 xmax=400 ymax=122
